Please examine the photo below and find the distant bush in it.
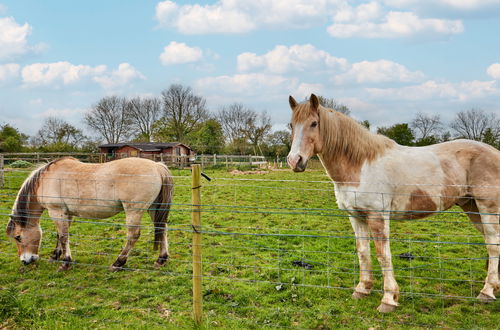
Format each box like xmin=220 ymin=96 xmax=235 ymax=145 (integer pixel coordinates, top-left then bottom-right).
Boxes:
xmin=9 ymin=160 xmax=33 ymax=168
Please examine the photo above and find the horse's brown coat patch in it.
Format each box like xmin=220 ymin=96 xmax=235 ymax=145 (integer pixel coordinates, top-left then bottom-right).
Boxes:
xmin=404 ymin=189 xmax=437 ymax=220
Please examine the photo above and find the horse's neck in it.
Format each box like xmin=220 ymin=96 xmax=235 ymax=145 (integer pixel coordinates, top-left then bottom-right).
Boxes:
xmin=318 ymin=113 xmax=394 ymax=185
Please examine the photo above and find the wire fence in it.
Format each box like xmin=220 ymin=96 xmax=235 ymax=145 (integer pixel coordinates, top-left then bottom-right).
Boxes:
xmin=0 ymin=162 xmax=499 ymax=328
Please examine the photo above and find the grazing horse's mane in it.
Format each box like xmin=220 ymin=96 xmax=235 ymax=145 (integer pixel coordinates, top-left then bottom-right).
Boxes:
xmin=9 ymin=157 xmax=73 ymax=228
xmin=293 ymin=101 xmax=396 ymax=167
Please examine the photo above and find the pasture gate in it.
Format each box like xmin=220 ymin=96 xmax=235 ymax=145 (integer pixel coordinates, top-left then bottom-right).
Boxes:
xmin=0 ymin=161 xmax=498 ymax=328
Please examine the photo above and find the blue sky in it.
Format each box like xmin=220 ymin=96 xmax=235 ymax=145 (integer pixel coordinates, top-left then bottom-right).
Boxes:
xmin=1 ymin=0 xmax=500 ymax=137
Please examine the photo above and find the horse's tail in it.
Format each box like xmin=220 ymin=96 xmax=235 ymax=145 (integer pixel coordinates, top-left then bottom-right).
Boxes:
xmin=151 ymin=163 xmax=174 ymax=250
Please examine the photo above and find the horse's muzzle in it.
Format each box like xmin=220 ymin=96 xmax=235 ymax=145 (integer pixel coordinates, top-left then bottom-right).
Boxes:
xmin=20 ymin=254 xmax=39 ymax=265
xmin=293 ymin=157 xmax=308 ymax=172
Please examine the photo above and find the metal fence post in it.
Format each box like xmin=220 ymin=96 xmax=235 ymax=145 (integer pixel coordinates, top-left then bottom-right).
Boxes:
xmin=191 ymin=164 xmax=203 ymax=324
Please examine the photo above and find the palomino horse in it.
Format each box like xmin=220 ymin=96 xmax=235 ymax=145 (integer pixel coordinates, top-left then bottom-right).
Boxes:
xmin=6 ymin=157 xmax=173 ymax=271
xmin=287 ymin=94 xmax=500 ymax=312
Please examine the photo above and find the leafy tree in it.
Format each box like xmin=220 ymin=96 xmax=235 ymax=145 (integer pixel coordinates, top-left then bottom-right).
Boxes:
xmin=265 ymin=130 xmax=291 ymax=157
xmin=359 ymin=120 xmax=370 ymax=130
xmin=189 ymin=119 xmax=225 ymax=154
xmin=240 ymin=111 xmax=272 ymax=155
xmin=377 ymin=123 xmax=414 ymax=146
xmin=0 ymin=124 xmax=27 ymax=152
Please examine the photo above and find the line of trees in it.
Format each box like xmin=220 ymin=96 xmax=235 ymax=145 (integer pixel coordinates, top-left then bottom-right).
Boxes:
xmin=1 ymin=84 xmax=499 ymax=155
xmin=377 ymin=109 xmax=500 ymax=148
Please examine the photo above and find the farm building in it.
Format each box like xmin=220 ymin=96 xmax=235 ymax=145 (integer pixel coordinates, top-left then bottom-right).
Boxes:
xmin=98 ymin=142 xmax=195 ymax=165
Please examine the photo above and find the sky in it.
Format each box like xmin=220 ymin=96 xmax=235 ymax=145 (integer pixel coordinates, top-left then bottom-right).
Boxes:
xmin=1 ymin=0 xmax=500 ymax=137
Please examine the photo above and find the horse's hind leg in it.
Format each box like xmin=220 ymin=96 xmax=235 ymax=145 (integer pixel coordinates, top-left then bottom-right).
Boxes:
xmin=149 ymin=210 xmax=169 ymax=268
xmin=49 ymin=209 xmax=73 ymax=271
xmin=349 ymin=216 xmax=373 ymax=299
xmin=110 ymin=212 xmax=142 ymax=271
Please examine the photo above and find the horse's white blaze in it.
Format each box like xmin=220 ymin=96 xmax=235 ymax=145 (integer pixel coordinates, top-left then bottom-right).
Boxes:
xmin=20 ymin=252 xmax=38 ymax=263
xmin=287 ymin=123 xmax=304 ymax=168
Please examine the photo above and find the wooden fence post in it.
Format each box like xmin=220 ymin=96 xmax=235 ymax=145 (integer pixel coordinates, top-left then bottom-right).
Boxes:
xmin=191 ymin=164 xmax=203 ymax=324
xmin=0 ymin=155 xmax=4 ymax=188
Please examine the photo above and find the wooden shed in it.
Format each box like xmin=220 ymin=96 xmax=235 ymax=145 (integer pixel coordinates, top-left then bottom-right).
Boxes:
xmin=98 ymin=142 xmax=195 ymax=166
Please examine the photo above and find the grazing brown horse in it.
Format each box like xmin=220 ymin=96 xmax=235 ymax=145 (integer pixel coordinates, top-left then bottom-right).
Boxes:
xmin=287 ymin=94 xmax=500 ymax=312
xmin=6 ymin=157 xmax=173 ymax=271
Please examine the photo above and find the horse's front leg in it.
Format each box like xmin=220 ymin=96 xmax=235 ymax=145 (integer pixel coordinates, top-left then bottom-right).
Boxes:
xmin=367 ymin=213 xmax=399 ymax=313
xmin=49 ymin=233 xmax=62 ymax=261
xmin=349 ymin=216 xmax=373 ymax=299
xmin=49 ymin=209 xmax=73 ymax=271
xmin=110 ymin=211 xmax=143 ymax=271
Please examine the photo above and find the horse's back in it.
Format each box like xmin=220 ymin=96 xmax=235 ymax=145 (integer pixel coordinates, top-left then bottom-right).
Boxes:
xmin=37 ymin=157 xmax=167 ymax=218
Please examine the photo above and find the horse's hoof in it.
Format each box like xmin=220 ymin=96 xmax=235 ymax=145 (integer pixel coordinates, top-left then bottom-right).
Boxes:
xmin=57 ymin=264 xmax=71 ymax=271
xmin=477 ymin=292 xmax=496 ymax=303
xmin=377 ymin=303 xmax=397 ymax=313
xmin=352 ymin=291 xmax=370 ymax=300
xmin=109 ymin=265 xmax=123 ymax=272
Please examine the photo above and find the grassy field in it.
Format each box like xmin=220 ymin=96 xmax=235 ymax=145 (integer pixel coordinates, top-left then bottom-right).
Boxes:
xmin=0 ymin=165 xmax=498 ymax=329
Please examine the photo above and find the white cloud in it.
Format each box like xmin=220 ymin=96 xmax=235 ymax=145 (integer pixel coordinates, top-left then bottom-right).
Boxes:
xmin=22 ymin=61 xmax=107 ymax=86
xmin=159 ymin=41 xmax=203 ymax=65
xmin=328 ymin=3 xmax=463 ymax=39
xmin=93 ymin=63 xmax=145 ymax=89
xmin=487 ymin=63 xmax=500 ymax=79
xmin=383 ymin=0 xmax=500 ymax=12
xmin=155 ymin=0 xmax=341 ymax=34
xmin=237 ymin=44 xmax=348 ymax=74
xmin=0 ymin=63 xmax=19 ymax=82
xmin=196 ymin=73 xmax=297 ymax=97
xmin=0 ymin=16 xmax=33 ymax=60
xmin=21 ymin=62 xmax=144 ymax=89
xmin=367 ymin=79 xmax=500 ymax=101
xmin=334 ymin=59 xmax=424 ymax=84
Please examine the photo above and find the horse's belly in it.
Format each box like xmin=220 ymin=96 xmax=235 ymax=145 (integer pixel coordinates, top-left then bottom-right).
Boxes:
xmin=66 ymin=199 xmax=123 ymax=219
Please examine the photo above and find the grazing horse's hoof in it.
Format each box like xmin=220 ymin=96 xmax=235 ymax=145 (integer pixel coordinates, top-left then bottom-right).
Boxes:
xmin=377 ymin=303 xmax=397 ymax=313
xmin=154 ymin=255 xmax=169 ymax=268
xmin=477 ymin=292 xmax=496 ymax=303
xmin=352 ymin=291 xmax=370 ymax=300
xmin=57 ymin=263 xmax=71 ymax=271
xmin=109 ymin=265 xmax=124 ymax=272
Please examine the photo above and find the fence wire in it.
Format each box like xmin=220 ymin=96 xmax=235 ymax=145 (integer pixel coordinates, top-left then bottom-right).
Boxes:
xmin=0 ymin=166 xmax=499 ymax=328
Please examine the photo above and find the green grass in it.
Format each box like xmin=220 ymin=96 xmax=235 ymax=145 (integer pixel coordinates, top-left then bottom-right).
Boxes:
xmin=0 ymin=166 xmax=498 ymax=328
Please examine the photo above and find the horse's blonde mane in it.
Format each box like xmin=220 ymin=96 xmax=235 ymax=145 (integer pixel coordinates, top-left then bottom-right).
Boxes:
xmin=293 ymin=101 xmax=395 ymax=166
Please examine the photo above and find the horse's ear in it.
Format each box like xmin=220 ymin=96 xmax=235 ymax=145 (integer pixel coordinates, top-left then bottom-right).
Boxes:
xmin=6 ymin=219 xmax=14 ymax=236
xmin=289 ymin=95 xmax=298 ymax=110
xmin=310 ymin=94 xmax=320 ymax=111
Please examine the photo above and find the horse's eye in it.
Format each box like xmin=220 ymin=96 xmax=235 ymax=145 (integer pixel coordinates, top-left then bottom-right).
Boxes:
xmin=311 ymin=121 xmax=318 ymax=128
xmin=14 ymin=235 xmax=21 ymax=243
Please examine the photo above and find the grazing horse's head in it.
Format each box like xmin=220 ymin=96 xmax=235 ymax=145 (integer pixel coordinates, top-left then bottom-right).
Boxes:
xmin=6 ymin=165 xmax=47 ymax=265
xmin=287 ymin=94 xmax=323 ymax=172
xmin=6 ymin=215 xmax=42 ymax=265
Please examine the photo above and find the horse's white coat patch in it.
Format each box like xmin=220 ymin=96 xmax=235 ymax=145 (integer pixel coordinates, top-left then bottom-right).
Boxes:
xmin=20 ymin=252 xmax=39 ymax=263
xmin=287 ymin=123 xmax=304 ymax=168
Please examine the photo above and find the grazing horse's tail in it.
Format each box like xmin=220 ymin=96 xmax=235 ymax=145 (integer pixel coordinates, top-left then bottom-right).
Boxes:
xmin=151 ymin=163 xmax=174 ymax=250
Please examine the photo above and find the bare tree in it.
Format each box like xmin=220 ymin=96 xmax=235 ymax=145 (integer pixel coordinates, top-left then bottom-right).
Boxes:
xmin=161 ymin=84 xmax=208 ymax=142
xmin=316 ymin=95 xmax=351 ymax=115
xmin=240 ymin=111 xmax=272 ymax=155
xmin=450 ymin=109 xmax=499 ymax=141
xmin=84 ymin=96 xmax=131 ymax=144
xmin=128 ymin=96 xmax=162 ymax=142
xmin=33 ymin=117 xmax=86 ymax=147
xmin=217 ymin=103 xmax=254 ymax=144
xmin=411 ymin=112 xmax=442 ymax=140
